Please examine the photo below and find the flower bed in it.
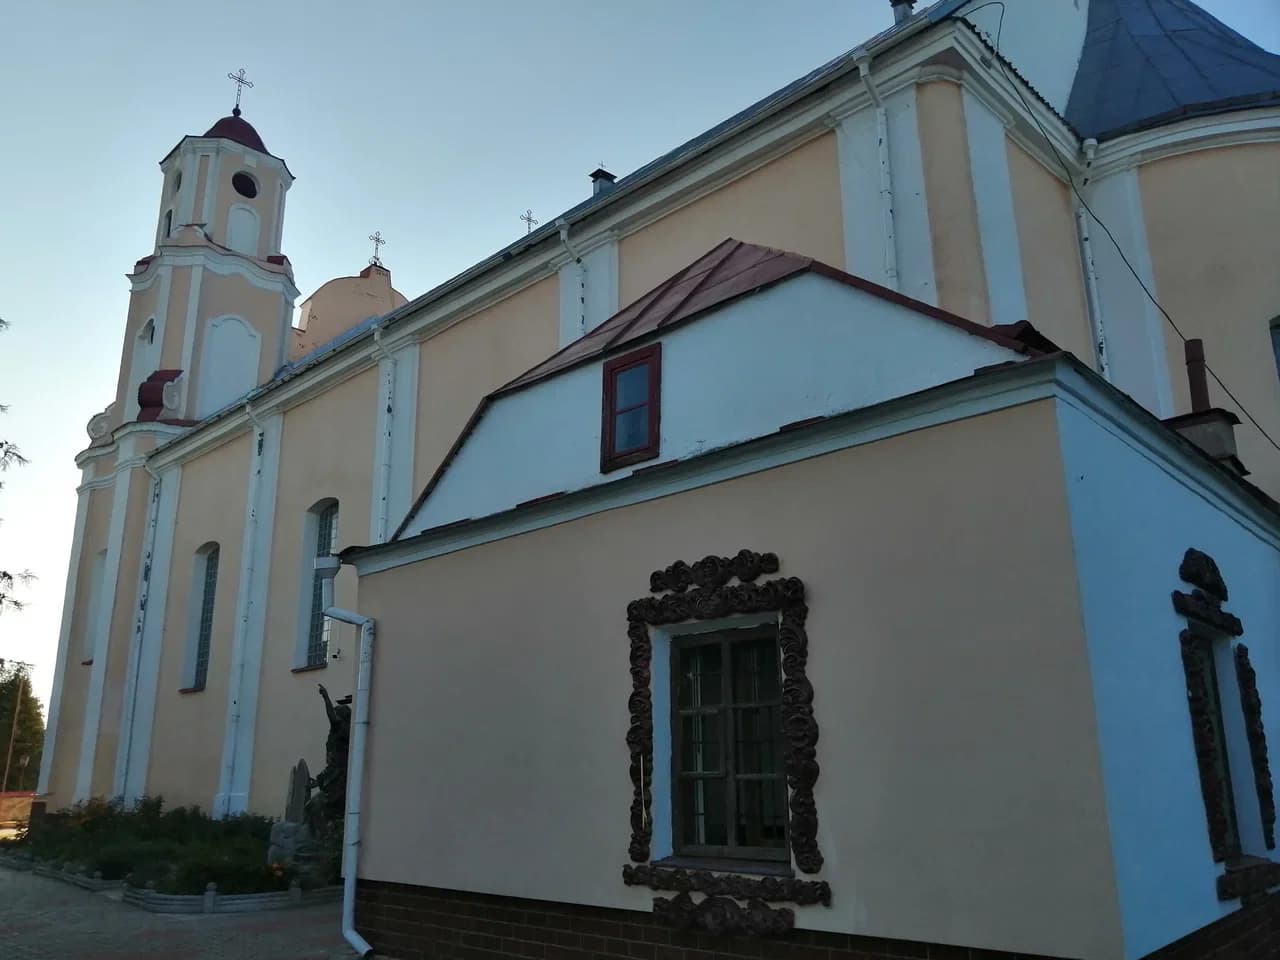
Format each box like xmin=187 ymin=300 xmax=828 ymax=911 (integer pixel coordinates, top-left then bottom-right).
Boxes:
xmin=0 ymin=796 xmax=332 ymax=896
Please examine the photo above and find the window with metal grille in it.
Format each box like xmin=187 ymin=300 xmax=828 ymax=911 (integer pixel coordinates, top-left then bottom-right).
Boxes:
xmin=672 ymin=625 xmax=787 ymax=861
xmin=191 ymin=546 xmax=219 ymax=690
xmin=305 ymin=502 xmax=339 ymax=667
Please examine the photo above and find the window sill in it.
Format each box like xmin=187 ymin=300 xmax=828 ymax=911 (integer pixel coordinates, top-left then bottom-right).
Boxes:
xmin=291 ymin=662 xmax=327 ymax=674
xmin=177 ymin=685 xmax=205 ymax=694
xmin=653 ymin=855 xmax=794 ymax=878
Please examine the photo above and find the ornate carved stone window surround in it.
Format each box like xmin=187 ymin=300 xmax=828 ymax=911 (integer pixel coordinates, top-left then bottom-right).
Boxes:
xmin=623 ymin=550 xmax=826 ymax=935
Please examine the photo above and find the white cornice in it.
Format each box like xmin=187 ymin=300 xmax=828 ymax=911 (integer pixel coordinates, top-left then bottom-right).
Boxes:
xmin=163 ymin=136 xmax=293 ymax=185
xmin=1088 ymin=107 xmax=1280 ymax=181
xmin=129 ymin=245 xmax=300 ymax=299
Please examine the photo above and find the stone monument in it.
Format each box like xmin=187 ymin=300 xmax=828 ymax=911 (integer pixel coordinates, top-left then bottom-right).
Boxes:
xmin=267 ymin=758 xmax=311 ymax=865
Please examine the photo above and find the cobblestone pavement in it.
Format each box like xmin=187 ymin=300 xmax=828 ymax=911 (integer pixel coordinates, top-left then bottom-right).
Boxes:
xmin=0 ymin=868 xmax=359 ymax=959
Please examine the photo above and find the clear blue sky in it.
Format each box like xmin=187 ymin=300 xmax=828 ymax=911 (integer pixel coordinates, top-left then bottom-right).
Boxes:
xmin=1 ymin=0 xmax=1277 ymax=705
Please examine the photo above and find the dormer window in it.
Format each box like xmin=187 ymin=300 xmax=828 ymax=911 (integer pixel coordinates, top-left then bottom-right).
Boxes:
xmin=601 ymin=343 xmax=661 ymax=472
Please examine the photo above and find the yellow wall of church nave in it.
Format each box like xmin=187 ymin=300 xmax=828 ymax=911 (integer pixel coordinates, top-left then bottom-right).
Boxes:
xmin=45 ymin=486 xmax=114 ymax=808
xmin=355 ymin=399 xmax=1119 ymax=959
xmin=1140 ymin=141 xmax=1280 ymax=499
xmin=917 ymin=80 xmax=991 ymax=323
xmin=1005 ymin=140 xmax=1093 ymax=362
xmin=146 ymin=432 xmax=253 ymax=807
xmin=412 ymin=275 xmax=560 ymax=491
xmin=617 ymin=132 xmax=844 ymax=305
xmin=249 ymin=366 xmax=378 ymax=813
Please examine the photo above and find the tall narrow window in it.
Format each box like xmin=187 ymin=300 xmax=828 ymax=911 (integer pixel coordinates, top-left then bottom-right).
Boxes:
xmin=1270 ymin=319 xmax=1280 ymax=385
xmin=601 ymin=344 xmax=661 ymax=472
xmin=672 ymin=625 xmax=787 ymax=862
xmin=82 ymin=549 xmax=108 ymax=664
xmin=185 ymin=544 xmax=220 ymax=691
xmin=163 ymin=210 xmax=173 ymax=238
xmin=305 ymin=501 xmax=339 ymax=667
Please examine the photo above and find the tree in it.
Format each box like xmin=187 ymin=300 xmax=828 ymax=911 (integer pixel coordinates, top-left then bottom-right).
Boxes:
xmin=0 ymin=317 xmax=32 ymax=613
xmin=0 ymin=661 xmax=43 ymax=792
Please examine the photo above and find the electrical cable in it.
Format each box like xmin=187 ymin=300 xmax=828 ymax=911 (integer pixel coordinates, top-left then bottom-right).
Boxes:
xmin=960 ymin=0 xmax=1280 ymax=453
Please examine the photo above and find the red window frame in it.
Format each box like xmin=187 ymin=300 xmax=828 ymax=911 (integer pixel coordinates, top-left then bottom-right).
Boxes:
xmin=601 ymin=343 xmax=662 ymax=472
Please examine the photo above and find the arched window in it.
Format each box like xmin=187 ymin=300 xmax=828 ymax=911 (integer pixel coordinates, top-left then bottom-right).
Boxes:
xmin=163 ymin=210 xmax=173 ymax=238
xmin=227 ymin=204 xmax=260 ymax=256
xmin=183 ymin=543 xmax=219 ymax=691
xmin=299 ymin=500 xmax=339 ymax=668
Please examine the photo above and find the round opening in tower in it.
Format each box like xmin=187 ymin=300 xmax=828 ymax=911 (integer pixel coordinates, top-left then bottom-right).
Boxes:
xmin=232 ymin=172 xmax=259 ymax=199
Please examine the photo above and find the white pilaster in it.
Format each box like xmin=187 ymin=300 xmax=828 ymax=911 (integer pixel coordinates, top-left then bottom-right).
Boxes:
xmin=369 ymin=342 xmax=420 ymax=543
xmin=963 ymin=89 xmax=1028 ymax=327
xmin=837 ymin=105 xmax=893 ymax=287
xmin=214 ymin=413 xmax=282 ymax=816
xmin=557 ymin=238 xmax=619 ymax=346
xmin=1084 ymin=168 xmax=1174 ymax=417
xmin=74 ymin=443 xmax=144 ymax=802
xmin=112 ymin=465 xmax=182 ymax=802
xmin=178 ymin=264 xmax=204 ymax=415
xmin=886 ymin=85 xmax=936 ymax=305
xmin=36 ymin=469 xmax=93 ymax=796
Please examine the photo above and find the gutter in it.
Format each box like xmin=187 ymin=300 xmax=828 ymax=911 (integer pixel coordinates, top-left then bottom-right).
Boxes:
xmin=315 ymin=555 xmax=375 ymax=959
xmin=1074 ymin=138 xmax=1111 ymax=381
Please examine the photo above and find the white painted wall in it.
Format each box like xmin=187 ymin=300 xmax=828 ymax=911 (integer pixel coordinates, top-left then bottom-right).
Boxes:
xmin=1057 ymin=396 xmax=1280 ymax=958
xmin=955 ymin=0 xmax=1090 ymax=114
xmin=558 ymin=239 xmax=620 ymax=345
xmin=886 ymin=86 xmax=936 ymax=304
xmin=196 ymin=315 xmax=261 ymax=419
xmin=1082 ymin=169 xmax=1173 ymax=417
xmin=405 ymin=273 xmax=1021 ymax=536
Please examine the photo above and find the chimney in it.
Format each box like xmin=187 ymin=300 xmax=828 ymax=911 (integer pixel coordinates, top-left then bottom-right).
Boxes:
xmin=1163 ymin=338 xmax=1248 ymax=476
xmin=590 ymin=167 xmax=617 ymax=197
xmin=891 ymin=0 xmax=914 ymax=24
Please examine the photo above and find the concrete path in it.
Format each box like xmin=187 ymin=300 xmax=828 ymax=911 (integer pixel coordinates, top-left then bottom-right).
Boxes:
xmin=0 ymin=867 xmax=359 ymax=959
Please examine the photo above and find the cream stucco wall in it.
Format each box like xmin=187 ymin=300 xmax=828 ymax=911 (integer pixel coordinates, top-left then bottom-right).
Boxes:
xmin=412 ymin=276 xmax=560 ymax=490
xmin=1006 ymin=141 xmax=1094 ymax=361
xmin=44 ymin=485 xmax=113 ymax=808
xmin=356 ymin=400 xmax=1121 ymax=959
xmin=187 ymin=272 xmax=290 ymax=398
xmin=157 ymin=268 xmax=193 ymax=373
xmin=248 ymin=367 xmax=378 ymax=813
xmin=1140 ymin=143 xmax=1280 ymax=499
xmin=209 ymin=152 xmax=285 ymax=260
xmin=146 ymin=433 xmax=252 ymax=807
xmin=917 ymin=81 xmax=990 ymax=322
xmin=617 ymin=133 xmax=844 ymax=304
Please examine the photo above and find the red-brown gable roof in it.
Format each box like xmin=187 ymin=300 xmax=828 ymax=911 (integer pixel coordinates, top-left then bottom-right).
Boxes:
xmin=390 ymin=239 xmax=1040 ymax=541
xmin=502 ymin=238 xmax=1031 ymax=396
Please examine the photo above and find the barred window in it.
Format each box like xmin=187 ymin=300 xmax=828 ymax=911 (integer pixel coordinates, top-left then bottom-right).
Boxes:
xmin=182 ymin=542 xmax=219 ymax=692
xmin=305 ymin=502 xmax=339 ymax=667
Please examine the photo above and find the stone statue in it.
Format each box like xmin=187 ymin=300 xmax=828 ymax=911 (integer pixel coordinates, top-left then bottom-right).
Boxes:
xmin=305 ymin=683 xmax=351 ymax=838
xmin=268 ymin=758 xmax=312 ymax=865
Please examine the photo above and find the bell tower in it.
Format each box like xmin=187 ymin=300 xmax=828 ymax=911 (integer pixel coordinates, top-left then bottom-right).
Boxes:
xmin=106 ymin=72 xmax=299 ymax=432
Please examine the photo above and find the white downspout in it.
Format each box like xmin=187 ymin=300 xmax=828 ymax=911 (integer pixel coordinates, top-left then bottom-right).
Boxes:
xmin=220 ymin=401 xmax=264 ymax=817
xmin=1075 ymin=137 xmax=1111 ymax=381
xmin=316 ymin=555 xmax=375 ymax=959
xmin=855 ymin=50 xmax=899 ymax=290
xmin=115 ymin=461 xmax=163 ymax=803
xmin=371 ymin=324 xmax=395 ymax=543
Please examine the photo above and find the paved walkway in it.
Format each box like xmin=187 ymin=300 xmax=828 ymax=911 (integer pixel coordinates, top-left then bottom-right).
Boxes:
xmin=0 ymin=867 xmax=359 ymax=959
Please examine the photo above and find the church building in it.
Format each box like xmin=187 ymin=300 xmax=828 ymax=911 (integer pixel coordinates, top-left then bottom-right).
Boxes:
xmin=38 ymin=1 xmax=1280 ymax=958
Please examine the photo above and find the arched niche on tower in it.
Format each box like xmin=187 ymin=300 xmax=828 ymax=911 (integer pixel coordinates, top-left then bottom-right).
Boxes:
xmin=227 ymin=204 xmax=261 ymax=257
xmin=196 ymin=315 xmax=261 ymax=418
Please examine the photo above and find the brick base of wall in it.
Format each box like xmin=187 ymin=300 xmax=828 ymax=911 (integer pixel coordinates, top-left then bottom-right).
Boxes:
xmin=1142 ymin=889 xmax=1280 ymax=959
xmin=354 ymin=879 xmax=1068 ymax=960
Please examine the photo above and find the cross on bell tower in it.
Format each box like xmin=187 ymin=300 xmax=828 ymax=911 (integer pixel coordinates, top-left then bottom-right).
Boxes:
xmin=227 ymin=67 xmax=254 ymax=116
xmin=369 ymin=231 xmax=386 ymax=267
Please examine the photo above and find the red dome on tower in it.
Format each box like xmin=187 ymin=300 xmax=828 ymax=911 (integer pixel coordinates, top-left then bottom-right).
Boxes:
xmin=203 ymin=107 xmax=267 ymax=153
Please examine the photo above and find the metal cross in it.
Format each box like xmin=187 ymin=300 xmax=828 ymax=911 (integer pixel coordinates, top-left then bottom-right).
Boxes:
xmin=520 ymin=209 xmax=539 ymax=234
xmin=227 ymin=68 xmax=254 ymax=112
xmin=368 ymin=231 xmax=386 ymax=267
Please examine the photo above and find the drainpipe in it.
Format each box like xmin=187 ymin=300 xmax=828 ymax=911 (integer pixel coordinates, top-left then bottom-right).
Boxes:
xmin=116 ymin=461 xmax=163 ymax=804
xmin=316 ymin=555 xmax=375 ymax=959
xmin=219 ymin=400 xmax=264 ymax=818
xmin=557 ymin=218 xmax=587 ymax=338
xmin=371 ymin=323 xmax=395 ymax=543
xmin=1074 ymin=138 xmax=1111 ymax=381
xmin=854 ymin=50 xmax=899 ymax=291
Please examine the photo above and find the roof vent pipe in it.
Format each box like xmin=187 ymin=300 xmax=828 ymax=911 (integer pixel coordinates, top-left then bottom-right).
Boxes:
xmin=1161 ymin=339 xmax=1249 ymax=477
xmin=891 ymin=0 xmax=914 ymax=24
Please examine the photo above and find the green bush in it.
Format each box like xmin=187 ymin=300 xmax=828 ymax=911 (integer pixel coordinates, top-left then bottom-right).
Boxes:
xmin=16 ymin=796 xmax=287 ymax=894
